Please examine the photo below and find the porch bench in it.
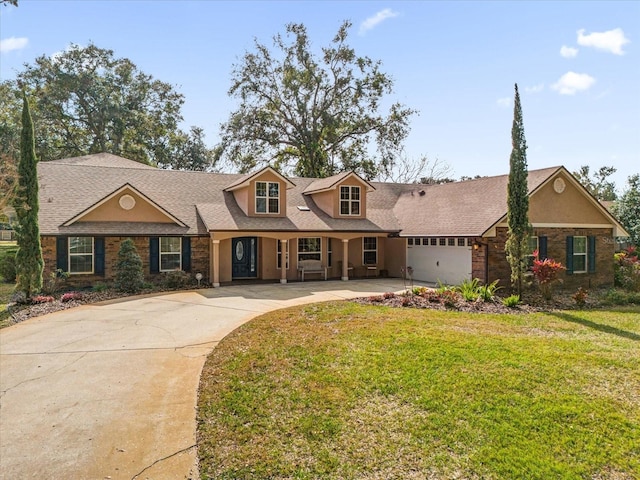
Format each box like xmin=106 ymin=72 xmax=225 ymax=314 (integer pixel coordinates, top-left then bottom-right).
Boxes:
xmin=297 ymin=259 xmax=327 ymax=282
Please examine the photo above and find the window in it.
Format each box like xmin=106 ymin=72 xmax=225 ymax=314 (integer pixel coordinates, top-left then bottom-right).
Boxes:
xmin=340 ymin=186 xmax=360 ymax=215
xmin=69 ymin=237 xmax=93 ymax=274
xmin=430 ymin=238 xmax=437 ymax=246
xmin=439 ymin=238 xmax=446 ymax=246
xmin=448 ymin=238 xmax=455 ymax=246
xmin=160 ymin=237 xmax=182 ymax=271
xmin=573 ymin=236 xmax=587 ymax=273
xmin=422 ymin=238 xmax=429 ymax=246
xmin=457 ymin=238 xmax=466 ymax=247
xmin=363 ymin=237 xmax=377 ymax=265
xmin=256 ymin=181 xmax=279 ymax=214
xmin=327 ymin=238 xmax=333 ymax=267
xmin=526 ymin=236 xmax=539 ymax=268
xmin=408 ymin=238 xmax=414 ymax=246
xmin=277 ymin=240 xmax=290 ymax=269
xmin=298 ymin=237 xmax=321 ymax=262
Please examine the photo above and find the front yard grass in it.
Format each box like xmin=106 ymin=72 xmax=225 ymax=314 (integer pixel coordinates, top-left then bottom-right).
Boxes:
xmin=197 ymin=303 xmax=640 ymax=479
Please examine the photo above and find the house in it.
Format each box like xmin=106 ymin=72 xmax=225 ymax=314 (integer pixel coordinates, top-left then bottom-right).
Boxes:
xmin=37 ymin=153 xmax=628 ymax=290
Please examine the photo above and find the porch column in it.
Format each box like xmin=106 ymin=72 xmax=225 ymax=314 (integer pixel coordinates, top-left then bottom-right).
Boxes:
xmin=280 ymin=239 xmax=288 ymax=284
xmin=342 ymin=239 xmax=349 ymax=281
xmin=212 ymin=239 xmax=220 ymax=288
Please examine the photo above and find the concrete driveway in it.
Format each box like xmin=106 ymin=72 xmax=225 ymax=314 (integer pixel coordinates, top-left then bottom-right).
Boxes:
xmin=0 ymin=279 xmax=410 ymax=479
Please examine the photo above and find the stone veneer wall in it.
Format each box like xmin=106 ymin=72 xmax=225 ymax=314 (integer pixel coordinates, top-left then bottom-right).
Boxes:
xmin=485 ymin=227 xmax=615 ymax=291
xmin=42 ymin=236 xmax=210 ymax=289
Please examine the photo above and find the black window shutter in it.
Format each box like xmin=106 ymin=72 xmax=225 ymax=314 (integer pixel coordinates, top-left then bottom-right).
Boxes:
xmin=56 ymin=237 xmax=68 ymax=272
xmin=539 ymin=236 xmax=548 ymax=260
xmin=182 ymin=237 xmax=191 ymax=272
xmin=588 ymin=236 xmax=596 ymax=273
xmin=94 ymin=237 xmax=105 ymax=276
xmin=566 ymin=236 xmax=574 ymax=275
xmin=150 ymin=237 xmax=159 ymax=274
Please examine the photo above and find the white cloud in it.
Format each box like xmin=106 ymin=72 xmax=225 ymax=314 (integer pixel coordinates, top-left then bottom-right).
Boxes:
xmin=577 ymin=28 xmax=630 ymax=55
xmin=551 ymin=71 xmax=596 ymax=95
xmin=0 ymin=36 xmax=28 ymax=53
xmin=497 ymin=97 xmax=511 ymax=107
xmin=359 ymin=9 xmax=399 ymax=35
xmin=560 ymin=45 xmax=578 ymax=58
xmin=524 ymin=84 xmax=544 ymax=94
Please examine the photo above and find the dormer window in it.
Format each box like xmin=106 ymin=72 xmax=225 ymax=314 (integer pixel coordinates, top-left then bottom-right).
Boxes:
xmin=256 ymin=181 xmax=280 ymax=214
xmin=340 ymin=186 xmax=360 ymax=215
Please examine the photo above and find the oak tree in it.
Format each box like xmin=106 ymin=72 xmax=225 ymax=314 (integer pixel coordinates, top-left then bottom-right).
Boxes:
xmin=216 ymin=21 xmax=415 ymax=178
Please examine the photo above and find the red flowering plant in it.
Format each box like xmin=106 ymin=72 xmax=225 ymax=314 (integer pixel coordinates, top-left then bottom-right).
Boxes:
xmin=530 ymin=250 xmax=566 ymax=300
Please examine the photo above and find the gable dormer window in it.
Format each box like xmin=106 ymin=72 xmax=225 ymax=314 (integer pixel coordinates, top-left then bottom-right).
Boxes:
xmin=340 ymin=186 xmax=360 ymax=215
xmin=256 ymin=181 xmax=280 ymax=214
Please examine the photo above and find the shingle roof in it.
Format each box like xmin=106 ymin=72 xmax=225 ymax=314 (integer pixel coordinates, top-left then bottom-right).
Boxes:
xmin=37 ymin=154 xmax=567 ymax=238
xmin=303 ymin=171 xmax=375 ymax=194
xmin=393 ymin=167 xmax=562 ymax=236
xmin=38 ymin=157 xmax=400 ymax=236
xmin=46 ymin=153 xmax=156 ymax=169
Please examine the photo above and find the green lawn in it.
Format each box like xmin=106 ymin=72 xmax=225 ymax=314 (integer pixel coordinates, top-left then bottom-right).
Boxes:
xmin=197 ymin=303 xmax=640 ymax=480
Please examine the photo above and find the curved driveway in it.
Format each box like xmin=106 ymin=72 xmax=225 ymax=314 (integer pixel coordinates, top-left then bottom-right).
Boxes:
xmin=0 ymin=279 xmax=409 ymax=479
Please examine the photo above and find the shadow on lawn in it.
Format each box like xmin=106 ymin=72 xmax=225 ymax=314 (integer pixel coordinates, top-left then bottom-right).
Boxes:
xmin=550 ymin=311 xmax=640 ymax=342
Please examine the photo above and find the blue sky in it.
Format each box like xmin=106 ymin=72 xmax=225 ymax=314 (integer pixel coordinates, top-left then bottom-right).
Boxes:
xmin=1 ymin=1 xmax=638 ymax=189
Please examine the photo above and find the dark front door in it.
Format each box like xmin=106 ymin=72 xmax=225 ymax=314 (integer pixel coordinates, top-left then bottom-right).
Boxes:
xmin=232 ymin=237 xmax=258 ymax=278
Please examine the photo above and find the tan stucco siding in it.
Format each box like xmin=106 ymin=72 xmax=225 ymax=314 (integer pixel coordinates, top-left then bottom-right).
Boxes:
xmin=78 ymin=190 xmax=177 ymax=223
xmin=234 ymin=188 xmax=249 ymax=215
xmin=307 ymin=177 xmax=369 ymax=219
xmin=529 ymin=172 xmax=610 ymax=225
xmin=384 ymin=237 xmax=406 ymax=278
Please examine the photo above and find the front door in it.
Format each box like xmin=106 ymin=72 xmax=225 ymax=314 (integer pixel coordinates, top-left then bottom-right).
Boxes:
xmin=232 ymin=237 xmax=258 ymax=278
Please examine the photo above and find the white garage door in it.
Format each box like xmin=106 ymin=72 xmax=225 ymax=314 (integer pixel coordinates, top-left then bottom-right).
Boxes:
xmin=406 ymin=238 xmax=472 ymax=285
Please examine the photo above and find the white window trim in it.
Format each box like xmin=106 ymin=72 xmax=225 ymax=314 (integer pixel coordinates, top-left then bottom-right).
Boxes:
xmin=68 ymin=236 xmax=94 ymax=275
xmin=255 ymin=181 xmax=280 ymax=214
xmin=297 ymin=237 xmax=322 ymax=263
xmin=160 ymin=237 xmax=182 ymax=272
xmin=340 ymin=185 xmax=361 ymax=216
xmin=277 ymin=239 xmax=290 ymax=270
xmin=573 ymin=236 xmax=587 ymax=274
xmin=363 ymin=237 xmax=377 ymax=265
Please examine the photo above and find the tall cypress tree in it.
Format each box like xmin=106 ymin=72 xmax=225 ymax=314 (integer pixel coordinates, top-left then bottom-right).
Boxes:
xmin=505 ymin=84 xmax=530 ymax=295
xmin=13 ymin=92 xmax=43 ymax=299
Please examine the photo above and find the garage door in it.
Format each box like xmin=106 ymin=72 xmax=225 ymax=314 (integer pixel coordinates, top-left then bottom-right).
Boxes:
xmin=406 ymin=238 xmax=472 ymax=285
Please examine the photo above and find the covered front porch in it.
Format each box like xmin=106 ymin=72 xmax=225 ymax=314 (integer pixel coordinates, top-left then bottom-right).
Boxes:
xmin=207 ymin=231 xmax=406 ymax=287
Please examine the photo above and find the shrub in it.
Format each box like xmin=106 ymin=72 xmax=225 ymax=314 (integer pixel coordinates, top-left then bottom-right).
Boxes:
xmin=61 ymin=291 xmax=83 ymax=303
xmin=479 ymin=280 xmax=502 ymax=302
xmin=0 ymin=248 xmax=17 ymax=283
xmin=531 ymin=250 xmax=565 ymax=300
xmin=411 ymin=286 xmax=428 ymax=296
xmin=614 ymin=247 xmax=640 ymax=292
xmin=31 ymin=295 xmax=54 ymax=304
xmin=114 ymin=238 xmax=144 ymax=294
xmin=162 ymin=270 xmax=192 ymax=289
xmin=436 ymin=281 xmax=454 ymax=295
xmin=92 ymin=282 xmax=109 ymax=292
xmin=383 ymin=292 xmax=395 ymax=299
xmin=601 ymin=288 xmax=640 ymax=306
xmin=440 ymin=289 xmax=460 ymax=308
xmin=41 ymin=269 xmax=69 ymax=295
xmin=502 ymin=294 xmax=520 ymax=308
xmin=457 ymin=278 xmax=480 ymax=302
xmin=572 ymin=287 xmax=588 ymax=307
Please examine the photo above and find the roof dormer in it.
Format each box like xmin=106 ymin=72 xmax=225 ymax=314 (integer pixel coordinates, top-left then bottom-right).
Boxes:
xmin=303 ymin=171 xmax=375 ymax=219
xmin=224 ymin=166 xmax=295 ymax=217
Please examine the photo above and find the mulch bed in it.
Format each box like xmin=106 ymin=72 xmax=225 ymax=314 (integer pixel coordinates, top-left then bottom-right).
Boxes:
xmin=3 ymin=284 xmax=599 ymax=328
xmin=354 ymin=289 xmax=599 ymax=314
